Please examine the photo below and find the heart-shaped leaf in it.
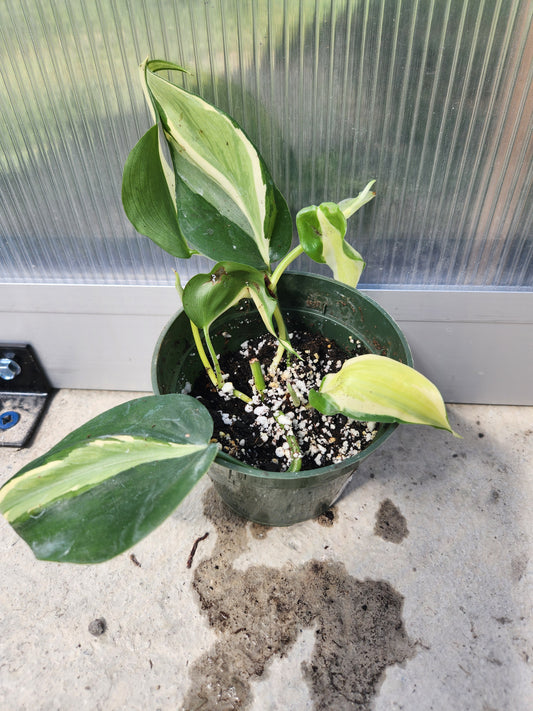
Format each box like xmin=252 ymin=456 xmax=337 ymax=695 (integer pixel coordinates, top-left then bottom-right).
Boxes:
xmin=309 ymin=354 xmax=459 ymax=436
xmin=183 ymin=262 xmax=295 ymax=354
xmin=142 ymin=59 xmax=292 ymax=269
xmin=0 ymin=395 xmax=218 ymax=563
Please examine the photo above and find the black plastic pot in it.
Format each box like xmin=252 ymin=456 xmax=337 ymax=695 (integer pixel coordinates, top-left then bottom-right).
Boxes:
xmin=152 ymin=272 xmax=412 ymax=526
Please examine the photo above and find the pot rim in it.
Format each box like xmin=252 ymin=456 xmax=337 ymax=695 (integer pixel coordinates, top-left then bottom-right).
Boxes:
xmin=152 ymin=271 xmax=412 ymax=481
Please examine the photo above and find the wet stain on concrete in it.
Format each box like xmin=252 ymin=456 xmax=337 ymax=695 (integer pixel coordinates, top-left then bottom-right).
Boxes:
xmin=511 ymin=553 xmax=528 ymax=582
xmin=374 ymin=499 xmax=409 ymax=544
xmin=183 ymin=489 xmax=414 ymax=710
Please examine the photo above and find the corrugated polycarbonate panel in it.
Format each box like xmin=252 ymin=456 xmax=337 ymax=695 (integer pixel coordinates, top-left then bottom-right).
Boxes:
xmin=0 ymin=0 xmax=531 ymax=288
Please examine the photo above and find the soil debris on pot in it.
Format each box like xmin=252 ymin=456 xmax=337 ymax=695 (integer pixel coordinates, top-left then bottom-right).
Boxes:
xmin=316 ymin=507 xmax=337 ymax=527
xmin=189 ymin=330 xmax=378 ymax=472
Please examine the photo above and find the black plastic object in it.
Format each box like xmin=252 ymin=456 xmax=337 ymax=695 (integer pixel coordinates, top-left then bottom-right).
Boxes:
xmin=0 ymin=344 xmax=53 ymax=448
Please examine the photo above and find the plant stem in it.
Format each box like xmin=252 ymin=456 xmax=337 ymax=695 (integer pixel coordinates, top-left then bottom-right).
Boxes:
xmin=286 ymin=382 xmax=301 ymax=407
xmin=249 ymin=358 xmax=266 ymax=394
xmin=232 ymin=389 xmax=252 ymax=404
xmin=203 ymin=326 xmax=223 ymax=387
xmin=270 ymin=244 xmax=304 ymax=288
xmin=191 ymin=322 xmax=250 ymax=402
xmin=250 ymin=354 xmax=302 ymax=470
xmin=190 ymin=321 xmax=218 ymax=388
xmin=272 ymin=410 xmax=302 ymax=472
xmin=268 ymin=305 xmax=292 ymax=376
xmin=288 ymin=448 xmax=302 ymax=472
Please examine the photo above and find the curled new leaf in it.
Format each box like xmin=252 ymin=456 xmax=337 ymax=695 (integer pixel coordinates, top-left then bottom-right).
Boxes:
xmin=337 ymin=180 xmax=376 ymax=218
xmin=296 ymin=181 xmax=376 ymax=288
xmin=309 ymin=354 xmax=459 ymax=436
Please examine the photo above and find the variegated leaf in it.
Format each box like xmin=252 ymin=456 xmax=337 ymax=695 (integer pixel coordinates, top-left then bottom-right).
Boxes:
xmin=142 ymin=59 xmax=292 ymax=269
xmin=309 ymin=354 xmax=459 ymax=436
xmin=296 ymin=181 xmax=376 ymax=288
xmin=0 ymin=395 xmax=218 ymax=563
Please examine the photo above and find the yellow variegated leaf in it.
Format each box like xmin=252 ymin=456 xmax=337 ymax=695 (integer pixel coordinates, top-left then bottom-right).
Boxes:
xmin=309 ymin=354 xmax=459 ymax=436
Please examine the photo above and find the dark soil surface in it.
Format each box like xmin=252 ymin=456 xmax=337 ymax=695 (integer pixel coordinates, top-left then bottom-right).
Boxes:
xmin=189 ymin=330 xmax=379 ymax=472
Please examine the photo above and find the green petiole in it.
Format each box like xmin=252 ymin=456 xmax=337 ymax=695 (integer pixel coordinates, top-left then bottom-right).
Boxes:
xmin=269 ymin=305 xmax=291 ymax=376
xmin=190 ymin=321 xmax=218 ymax=388
xmin=270 ymin=244 xmax=304 ymax=288
xmin=249 ymin=358 xmax=266 ymax=394
xmin=203 ymin=326 xmax=223 ymax=388
xmin=249 ymin=357 xmax=302 ymax=472
xmin=286 ymin=382 xmax=301 ymax=407
xmin=272 ymin=410 xmax=302 ymax=473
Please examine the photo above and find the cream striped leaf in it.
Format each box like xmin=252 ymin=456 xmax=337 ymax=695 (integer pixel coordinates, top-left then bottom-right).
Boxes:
xmin=0 ymin=436 xmax=205 ymax=525
xmin=141 ymin=59 xmax=292 ymax=269
xmin=309 ymin=354 xmax=459 ymax=435
xmin=0 ymin=395 xmax=219 ymax=563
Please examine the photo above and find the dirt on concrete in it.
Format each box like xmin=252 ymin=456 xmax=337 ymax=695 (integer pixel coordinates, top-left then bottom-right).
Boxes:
xmin=374 ymin=498 xmax=409 ymax=544
xmin=183 ymin=488 xmax=415 ymax=710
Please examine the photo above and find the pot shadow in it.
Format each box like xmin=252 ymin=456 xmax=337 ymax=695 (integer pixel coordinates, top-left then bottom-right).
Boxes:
xmin=182 ymin=487 xmax=415 ymax=710
xmin=337 ymin=405 xmax=472 ymax=499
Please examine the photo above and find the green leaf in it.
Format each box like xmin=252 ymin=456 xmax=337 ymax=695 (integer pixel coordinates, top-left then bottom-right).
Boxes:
xmin=142 ymin=59 xmax=292 ymax=269
xmin=0 ymin=395 xmax=218 ymax=563
xmin=296 ymin=181 xmax=376 ymax=288
xmin=182 ymin=262 xmax=296 ymax=354
xmin=122 ymin=124 xmax=191 ymax=259
xmin=309 ymin=354 xmax=459 ymax=436
xmin=174 ymin=178 xmax=267 ymax=269
xmin=269 ymin=186 xmax=294 ymax=264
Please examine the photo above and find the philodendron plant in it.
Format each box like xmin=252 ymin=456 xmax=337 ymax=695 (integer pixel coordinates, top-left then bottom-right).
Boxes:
xmin=0 ymin=60 xmax=458 ymax=564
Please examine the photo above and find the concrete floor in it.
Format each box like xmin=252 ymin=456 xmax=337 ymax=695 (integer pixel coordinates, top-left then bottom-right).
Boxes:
xmin=0 ymin=390 xmax=531 ymax=710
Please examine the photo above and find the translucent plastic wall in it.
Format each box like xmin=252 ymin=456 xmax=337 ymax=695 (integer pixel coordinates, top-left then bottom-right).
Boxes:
xmin=1 ymin=0 xmax=531 ymax=288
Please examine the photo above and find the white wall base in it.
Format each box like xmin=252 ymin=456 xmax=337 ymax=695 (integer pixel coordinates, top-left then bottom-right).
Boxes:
xmin=2 ymin=283 xmax=532 ymax=405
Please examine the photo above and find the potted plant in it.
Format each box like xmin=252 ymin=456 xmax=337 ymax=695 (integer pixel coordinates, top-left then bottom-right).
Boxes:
xmin=0 ymin=60 xmax=458 ymax=564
